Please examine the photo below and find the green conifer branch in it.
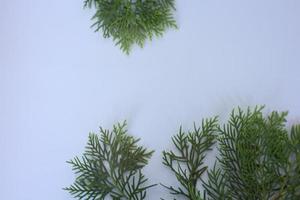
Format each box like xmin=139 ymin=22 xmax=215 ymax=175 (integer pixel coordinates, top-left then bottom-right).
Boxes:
xmin=84 ymin=0 xmax=177 ymax=54
xmin=202 ymin=163 xmax=230 ymax=200
xmin=204 ymin=107 xmax=300 ymax=200
xmin=161 ymin=117 xmax=219 ymax=200
xmin=65 ymin=107 xmax=300 ymax=199
xmin=65 ymin=121 xmax=155 ymax=200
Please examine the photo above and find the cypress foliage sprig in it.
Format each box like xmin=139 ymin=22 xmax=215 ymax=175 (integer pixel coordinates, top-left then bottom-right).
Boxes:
xmin=65 ymin=121 xmax=155 ymax=200
xmin=161 ymin=117 xmax=219 ymax=200
xmin=203 ymin=106 xmax=300 ymax=200
xmin=65 ymin=107 xmax=300 ymax=199
xmin=84 ymin=0 xmax=177 ymax=54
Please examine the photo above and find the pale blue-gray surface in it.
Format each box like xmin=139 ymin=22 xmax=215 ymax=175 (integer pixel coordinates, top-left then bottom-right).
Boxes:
xmin=1 ymin=0 xmax=300 ymax=199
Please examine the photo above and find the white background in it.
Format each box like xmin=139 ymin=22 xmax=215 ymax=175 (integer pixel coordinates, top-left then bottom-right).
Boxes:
xmin=1 ymin=0 xmax=300 ymax=199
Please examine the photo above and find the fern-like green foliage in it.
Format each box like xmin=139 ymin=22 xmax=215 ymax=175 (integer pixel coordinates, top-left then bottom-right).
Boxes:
xmin=203 ymin=106 xmax=300 ymax=200
xmin=84 ymin=0 xmax=177 ymax=54
xmin=65 ymin=121 xmax=155 ymax=199
xmin=162 ymin=107 xmax=300 ymax=200
xmin=162 ymin=117 xmax=219 ymax=200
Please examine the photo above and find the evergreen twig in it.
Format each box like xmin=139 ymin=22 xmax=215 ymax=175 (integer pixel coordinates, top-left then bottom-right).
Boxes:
xmin=161 ymin=117 xmax=219 ymax=200
xmin=84 ymin=0 xmax=177 ymax=54
xmin=204 ymin=106 xmax=300 ymax=200
xmin=64 ymin=121 xmax=155 ymax=200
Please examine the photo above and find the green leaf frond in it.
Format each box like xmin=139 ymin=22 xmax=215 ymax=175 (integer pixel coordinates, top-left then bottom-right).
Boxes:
xmin=84 ymin=0 xmax=177 ymax=54
xmin=162 ymin=117 xmax=219 ymax=200
xmin=286 ymin=125 xmax=300 ymax=199
xmin=201 ymin=163 xmax=231 ymax=200
xmin=204 ymin=106 xmax=300 ymax=200
xmin=65 ymin=121 xmax=156 ymax=200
